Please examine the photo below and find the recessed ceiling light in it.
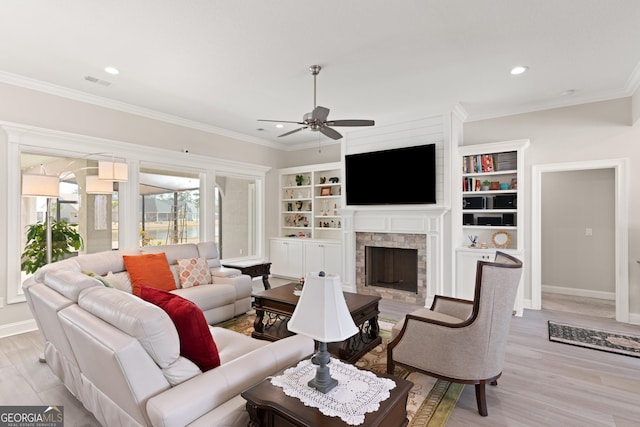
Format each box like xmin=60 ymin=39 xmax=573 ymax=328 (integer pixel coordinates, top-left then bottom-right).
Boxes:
xmin=560 ymin=89 xmax=576 ymax=96
xmin=510 ymin=65 xmax=529 ymax=75
xmin=104 ymin=66 xmax=119 ymax=75
xmin=275 ymin=124 xmax=284 ymax=129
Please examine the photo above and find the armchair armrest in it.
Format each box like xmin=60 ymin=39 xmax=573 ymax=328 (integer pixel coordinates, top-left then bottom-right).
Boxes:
xmin=430 ymin=295 xmax=474 ymax=321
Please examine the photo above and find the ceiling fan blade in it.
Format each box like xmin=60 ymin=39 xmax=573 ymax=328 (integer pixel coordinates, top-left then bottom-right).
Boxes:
xmin=319 ymin=126 xmax=343 ymax=140
xmin=258 ymin=119 xmax=305 ymax=124
xmin=312 ymin=106 xmax=330 ymax=122
xmin=326 ymin=119 xmax=375 ymax=127
xmin=278 ymin=127 xmax=307 ymax=137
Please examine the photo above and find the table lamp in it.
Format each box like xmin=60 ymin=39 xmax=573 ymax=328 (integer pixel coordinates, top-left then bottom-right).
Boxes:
xmin=287 ymin=271 xmax=358 ymax=393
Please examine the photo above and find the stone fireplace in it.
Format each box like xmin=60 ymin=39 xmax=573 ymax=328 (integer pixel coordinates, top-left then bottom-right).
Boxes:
xmin=356 ymin=233 xmax=426 ymax=304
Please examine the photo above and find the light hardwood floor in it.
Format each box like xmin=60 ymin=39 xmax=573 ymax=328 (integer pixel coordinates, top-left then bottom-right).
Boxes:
xmin=3 ymin=282 xmax=639 ymax=426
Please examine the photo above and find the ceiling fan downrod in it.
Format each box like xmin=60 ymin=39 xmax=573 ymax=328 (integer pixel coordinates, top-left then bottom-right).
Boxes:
xmin=310 ymin=65 xmax=321 ymax=109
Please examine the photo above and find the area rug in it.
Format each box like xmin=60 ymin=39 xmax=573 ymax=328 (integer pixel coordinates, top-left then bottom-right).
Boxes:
xmin=548 ymin=320 xmax=640 ymax=358
xmin=217 ymin=313 xmax=463 ymax=426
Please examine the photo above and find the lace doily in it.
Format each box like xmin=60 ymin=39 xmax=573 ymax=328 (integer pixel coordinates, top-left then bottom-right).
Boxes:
xmin=270 ymin=358 xmax=396 ymax=426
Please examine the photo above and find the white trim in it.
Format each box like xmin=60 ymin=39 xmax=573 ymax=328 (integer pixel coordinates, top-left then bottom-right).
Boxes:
xmin=531 ymin=159 xmax=629 ymax=323
xmin=0 ymin=319 xmax=38 ymax=339
xmin=541 ymin=284 xmax=615 ymax=301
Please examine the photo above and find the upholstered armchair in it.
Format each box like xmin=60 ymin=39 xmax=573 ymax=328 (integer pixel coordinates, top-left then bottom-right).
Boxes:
xmin=387 ymin=251 xmax=523 ymax=416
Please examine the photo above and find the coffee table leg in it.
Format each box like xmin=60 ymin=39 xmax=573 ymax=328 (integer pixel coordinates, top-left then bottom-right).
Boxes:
xmin=369 ymin=315 xmax=380 ymax=339
xmin=254 ymin=309 xmax=265 ymax=334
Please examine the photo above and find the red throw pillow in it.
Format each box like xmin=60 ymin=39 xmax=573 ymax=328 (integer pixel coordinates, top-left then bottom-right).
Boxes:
xmin=138 ymin=286 xmax=220 ymax=371
xmin=123 ymin=253 xmax=176 ymax=296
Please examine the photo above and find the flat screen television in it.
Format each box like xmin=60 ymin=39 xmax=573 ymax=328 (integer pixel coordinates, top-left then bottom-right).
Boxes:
xmin=345 ymin=144 xmax=436 ymax=205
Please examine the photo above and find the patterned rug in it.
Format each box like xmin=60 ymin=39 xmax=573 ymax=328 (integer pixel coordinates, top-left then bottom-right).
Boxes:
xmin=548 ymin=321 xmax=640 ymax=358
xmin=217 ymin=313 xmax=462 ymax=426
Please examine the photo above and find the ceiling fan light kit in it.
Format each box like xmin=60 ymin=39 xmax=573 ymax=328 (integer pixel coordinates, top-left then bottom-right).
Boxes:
xmin=258 ymin=65 xmax=375 ymax=140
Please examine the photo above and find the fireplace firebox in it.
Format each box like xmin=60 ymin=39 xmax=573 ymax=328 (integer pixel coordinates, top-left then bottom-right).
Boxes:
xmin=365 ymin=246 xmax=418 ymax=293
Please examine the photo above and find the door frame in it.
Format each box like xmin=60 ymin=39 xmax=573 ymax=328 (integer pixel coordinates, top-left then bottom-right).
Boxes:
xmin=531 ymin=159 xmax=629 ymax=322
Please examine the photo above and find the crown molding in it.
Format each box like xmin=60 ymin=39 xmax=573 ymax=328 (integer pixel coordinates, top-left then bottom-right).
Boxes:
xmin=0 ymin=70 xmax=290 ymax=151
xmin=465 ymin=88 xmax=631 ymax=123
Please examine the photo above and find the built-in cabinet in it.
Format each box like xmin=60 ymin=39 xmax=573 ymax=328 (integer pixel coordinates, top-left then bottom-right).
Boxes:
xmin=454 ymin=140 xmax=529 ymax=316
xmin=270 ymin=238 xmax=342 ymax=279
xmin=271 ymin=162 xmax=343 ymax=279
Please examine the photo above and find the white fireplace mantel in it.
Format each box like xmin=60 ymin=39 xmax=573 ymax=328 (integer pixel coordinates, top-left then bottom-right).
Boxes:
xmin=341 ymin=205 xmax=450 ymax=307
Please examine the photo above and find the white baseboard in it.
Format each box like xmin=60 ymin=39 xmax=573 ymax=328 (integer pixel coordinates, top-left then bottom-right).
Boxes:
xmin=627 ymin=312 xmax=640 ymax=325
xmin=541 ymin=284 xmax=615 ymax=301
xmin=0 ymin=319 xmax=38 ymax=339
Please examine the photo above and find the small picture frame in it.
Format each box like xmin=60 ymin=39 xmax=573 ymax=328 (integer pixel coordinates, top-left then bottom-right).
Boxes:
xmin=320 ymin=187 xmax=332 ymax=196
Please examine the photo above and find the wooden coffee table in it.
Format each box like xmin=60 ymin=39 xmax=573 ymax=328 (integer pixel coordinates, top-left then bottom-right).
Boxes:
xmin=252 ymin=283 xmax=382 ymax=364
xmin=242 ymin=369 xmax=412 ymax=427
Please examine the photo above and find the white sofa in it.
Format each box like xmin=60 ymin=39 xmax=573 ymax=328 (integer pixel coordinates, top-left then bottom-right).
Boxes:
xmin=22 ymin=242 xmax=315 ymax=426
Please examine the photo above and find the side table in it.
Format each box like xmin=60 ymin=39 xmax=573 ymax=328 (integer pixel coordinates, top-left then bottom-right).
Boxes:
xmin=222 ymin=260 xmax=272 ymax=289
xmin=242 ymin=370 xmax=412 ymax=427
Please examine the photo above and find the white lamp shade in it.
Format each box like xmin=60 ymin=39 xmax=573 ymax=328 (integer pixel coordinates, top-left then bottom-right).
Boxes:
xmin=85 ymin=175 xmax=113 ymax=194
xmin=98 ymin=161 xmax=128 ymax=182
xmin=22 ymin=174 xmax=60 ymax=198
xmin=287 ymin=272 xmax=358 ymax=342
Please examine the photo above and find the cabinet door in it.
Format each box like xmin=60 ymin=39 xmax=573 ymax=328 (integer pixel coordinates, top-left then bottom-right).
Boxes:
xmin=455 ymin=251 xmax=493 ymax=300
xmin=322 ymin=243 xmax=342 ymax=276
xmin=303 ymin=242 xmax=324 ymax=274
xmin=270 ymin=240 xmax=303 ymax=278
xmin=304 ymin=242 xmax=342 ymax=276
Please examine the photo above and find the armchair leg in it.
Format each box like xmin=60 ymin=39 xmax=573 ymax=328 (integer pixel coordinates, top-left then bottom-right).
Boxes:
xmin=475 ymin=381 xmax=488 ymax=416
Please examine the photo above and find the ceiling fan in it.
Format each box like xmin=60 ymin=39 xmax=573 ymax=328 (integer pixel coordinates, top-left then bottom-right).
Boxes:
xmin=259 ymin=65 xmax=375 ymax=140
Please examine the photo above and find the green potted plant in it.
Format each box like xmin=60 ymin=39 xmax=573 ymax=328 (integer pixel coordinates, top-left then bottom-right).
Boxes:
xmin=481 ymin=180 xmax=491 ymax=191
xmin=295 ymin=174 xmax=305 ymax=186
xmin=21 ymin=219 xmax=84 ymax=274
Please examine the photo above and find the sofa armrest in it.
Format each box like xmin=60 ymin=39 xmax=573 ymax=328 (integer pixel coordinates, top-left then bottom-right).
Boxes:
xmin=145 ymin=334 xmax=314 ymax=427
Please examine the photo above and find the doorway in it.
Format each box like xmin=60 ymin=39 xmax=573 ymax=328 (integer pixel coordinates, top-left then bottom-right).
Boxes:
xmin=540 ymin=169 xmax=615 ymax=318
xmin=531 ymin=159 xmax=629 ymax=322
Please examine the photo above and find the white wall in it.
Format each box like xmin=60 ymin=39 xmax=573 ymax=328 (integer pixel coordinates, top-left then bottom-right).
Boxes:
xmin=464 ymin=98 xmax=640 ymax=317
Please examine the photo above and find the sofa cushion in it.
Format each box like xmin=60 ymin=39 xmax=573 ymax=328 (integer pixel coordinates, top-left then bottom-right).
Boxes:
xmin=197 ymin=241 xmax=221 ymax=268
xmin=141 ymin=243 xmax=199 ymax=265
xmin=123 ymin=253 xmax=176 ymax=296
xmin=139 ymin=286 xmax=220 ymax=371
xmin=177 ymin=258 xmax=211 ymax=288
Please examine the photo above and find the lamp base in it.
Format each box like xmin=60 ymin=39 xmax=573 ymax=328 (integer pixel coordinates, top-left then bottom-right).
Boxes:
xmin=307 ymin=342 xmax=338 ymax=394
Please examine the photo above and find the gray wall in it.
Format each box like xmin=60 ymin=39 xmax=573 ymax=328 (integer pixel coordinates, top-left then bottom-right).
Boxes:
xmin=541 ymin=169 xmax=615 ymax=296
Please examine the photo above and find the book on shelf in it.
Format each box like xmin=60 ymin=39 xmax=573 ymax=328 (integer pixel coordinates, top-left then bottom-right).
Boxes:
xmin=463 ymin=154 xmax=496 ymax=174
xmin=494 ymin=152 xmax=517 ymax=171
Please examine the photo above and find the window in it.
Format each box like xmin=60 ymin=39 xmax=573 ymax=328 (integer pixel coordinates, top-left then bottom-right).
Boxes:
xmin=20 ymin=153 xmax=120 ymax=277
xmin=139 ymin=167 xmax=200 ymax=246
